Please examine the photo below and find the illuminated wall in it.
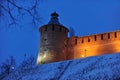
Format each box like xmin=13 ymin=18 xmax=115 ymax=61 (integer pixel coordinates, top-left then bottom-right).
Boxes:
xmin=67 ymin=30 xmax=120 ymax=59
xmin=37 ymin=12 xmax=120 ymax=64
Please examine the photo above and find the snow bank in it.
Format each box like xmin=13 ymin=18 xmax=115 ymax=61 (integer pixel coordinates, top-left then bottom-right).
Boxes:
xmin=2 ymin=53 xmax=120 ymax=80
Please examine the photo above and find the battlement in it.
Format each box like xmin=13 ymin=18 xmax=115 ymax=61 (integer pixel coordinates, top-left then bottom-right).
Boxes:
xmin=68 ymin=30 xmax=120 ymax=45
xmin=39 ymin=24 xmax=69 ymax=34
xmin=67 ymin=30 xmax=120 ymax=59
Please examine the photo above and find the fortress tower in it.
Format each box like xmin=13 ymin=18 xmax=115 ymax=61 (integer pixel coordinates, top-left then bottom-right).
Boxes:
xmin=37 ymin=12 xmax=69 ymax=64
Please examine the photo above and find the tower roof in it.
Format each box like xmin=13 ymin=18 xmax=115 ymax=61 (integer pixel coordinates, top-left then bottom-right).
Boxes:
xmin=48 ymin=12 xmax=60 ymax=24
xmin=39 ymin=12 xmax=69 ymax=32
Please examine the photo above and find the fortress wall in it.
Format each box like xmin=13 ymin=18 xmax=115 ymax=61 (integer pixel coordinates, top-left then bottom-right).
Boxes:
xmin=67 ymin=30 xmax=120 ymax=59
xmin=66 ymin=36 xmax=76 ymax=59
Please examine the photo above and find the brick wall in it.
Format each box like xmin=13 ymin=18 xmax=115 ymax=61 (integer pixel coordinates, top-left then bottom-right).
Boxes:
xmin=37 ymin=24 xmax=69 ymax=64
xmin=67 ymin=30 xmax=120 ymax=59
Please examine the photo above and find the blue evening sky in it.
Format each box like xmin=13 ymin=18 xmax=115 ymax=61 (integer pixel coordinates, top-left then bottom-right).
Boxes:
xmin=0 ymin=0 xmax=120 ymax=65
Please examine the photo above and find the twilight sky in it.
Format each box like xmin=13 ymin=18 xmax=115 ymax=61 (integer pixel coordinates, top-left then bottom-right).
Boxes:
xmin=0 ymin=0 xmax=120 ymax=65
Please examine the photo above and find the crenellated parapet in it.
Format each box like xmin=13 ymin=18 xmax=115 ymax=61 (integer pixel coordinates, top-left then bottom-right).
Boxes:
xmin=67 ymin=30 xmax=120 ymax=59
xmin=68 ymin=30 xmax=120 ymax=45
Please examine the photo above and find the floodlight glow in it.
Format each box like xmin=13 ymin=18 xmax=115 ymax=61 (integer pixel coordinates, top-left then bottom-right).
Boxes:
xmin=81 ymin=55 xmax=85 ymax=57
xmin=37 ymin=50 xmax=55 ymax=64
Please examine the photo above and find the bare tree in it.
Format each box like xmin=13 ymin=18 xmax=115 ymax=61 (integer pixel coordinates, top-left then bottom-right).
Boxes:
xmin=0 ymin=56 xmax=16 ymax=75
xmin=0 ymin=0 xmax=42 ymax=27
xmin=20 ymin=54 xmax=36 ymax=70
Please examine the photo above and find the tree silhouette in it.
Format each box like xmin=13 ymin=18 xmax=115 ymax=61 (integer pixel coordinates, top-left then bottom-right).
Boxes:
xmin=20 ymin=54 xmax=36 ymax=70
xmin=0 ymin=56 xmax=16 ymax=75
xmin=0 ymin=0 xmax=42 ymax=27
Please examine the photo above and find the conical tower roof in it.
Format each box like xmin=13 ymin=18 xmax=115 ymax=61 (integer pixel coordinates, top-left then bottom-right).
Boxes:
xmin=48 ymin=12 xmax=60 ymax=24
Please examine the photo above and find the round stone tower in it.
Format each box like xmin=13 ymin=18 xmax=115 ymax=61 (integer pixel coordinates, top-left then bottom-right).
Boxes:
xmin=37 ymin=12 xmax=69 ymax=64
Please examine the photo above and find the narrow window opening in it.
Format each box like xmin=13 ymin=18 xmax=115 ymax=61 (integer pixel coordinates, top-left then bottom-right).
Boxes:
xmin=75 ymin=39 xmax=77 ymax=44
xmin=82 ymin=39 xmax=84 ymax=43
xmin=94 ymin=35 xmax=96 ymax=41
xmin=44 ymin=26 xmax=47 ymax=31
xmin=101 ymin=34 xmax=103 ymax=40
xmin=108 ymin=33 xmax=110 ymax=39
xmin=59 ymin=27 xmax=62 ymax=32
xmin=115 ymin=32 xmax=117 ymax=38
xmin=52 ymin=25 xmax=55 ymax=31
xmin=44 ymin=39 xmax=47 ymax=41
xmin=88 ymin=38 xmax=90 ymax=42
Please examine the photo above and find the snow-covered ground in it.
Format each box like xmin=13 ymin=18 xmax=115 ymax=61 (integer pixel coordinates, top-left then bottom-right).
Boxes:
xmin=2 ymin=53 xmax=120 ymax=80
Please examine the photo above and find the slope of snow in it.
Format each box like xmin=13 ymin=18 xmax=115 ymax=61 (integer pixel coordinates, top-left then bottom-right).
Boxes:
xmin=2 ymin=53 xmax=120 ymax=80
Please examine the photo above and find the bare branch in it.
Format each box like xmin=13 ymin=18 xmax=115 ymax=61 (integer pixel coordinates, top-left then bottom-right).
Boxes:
xmin=0 ymin=0 xmax=42 ymax=28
